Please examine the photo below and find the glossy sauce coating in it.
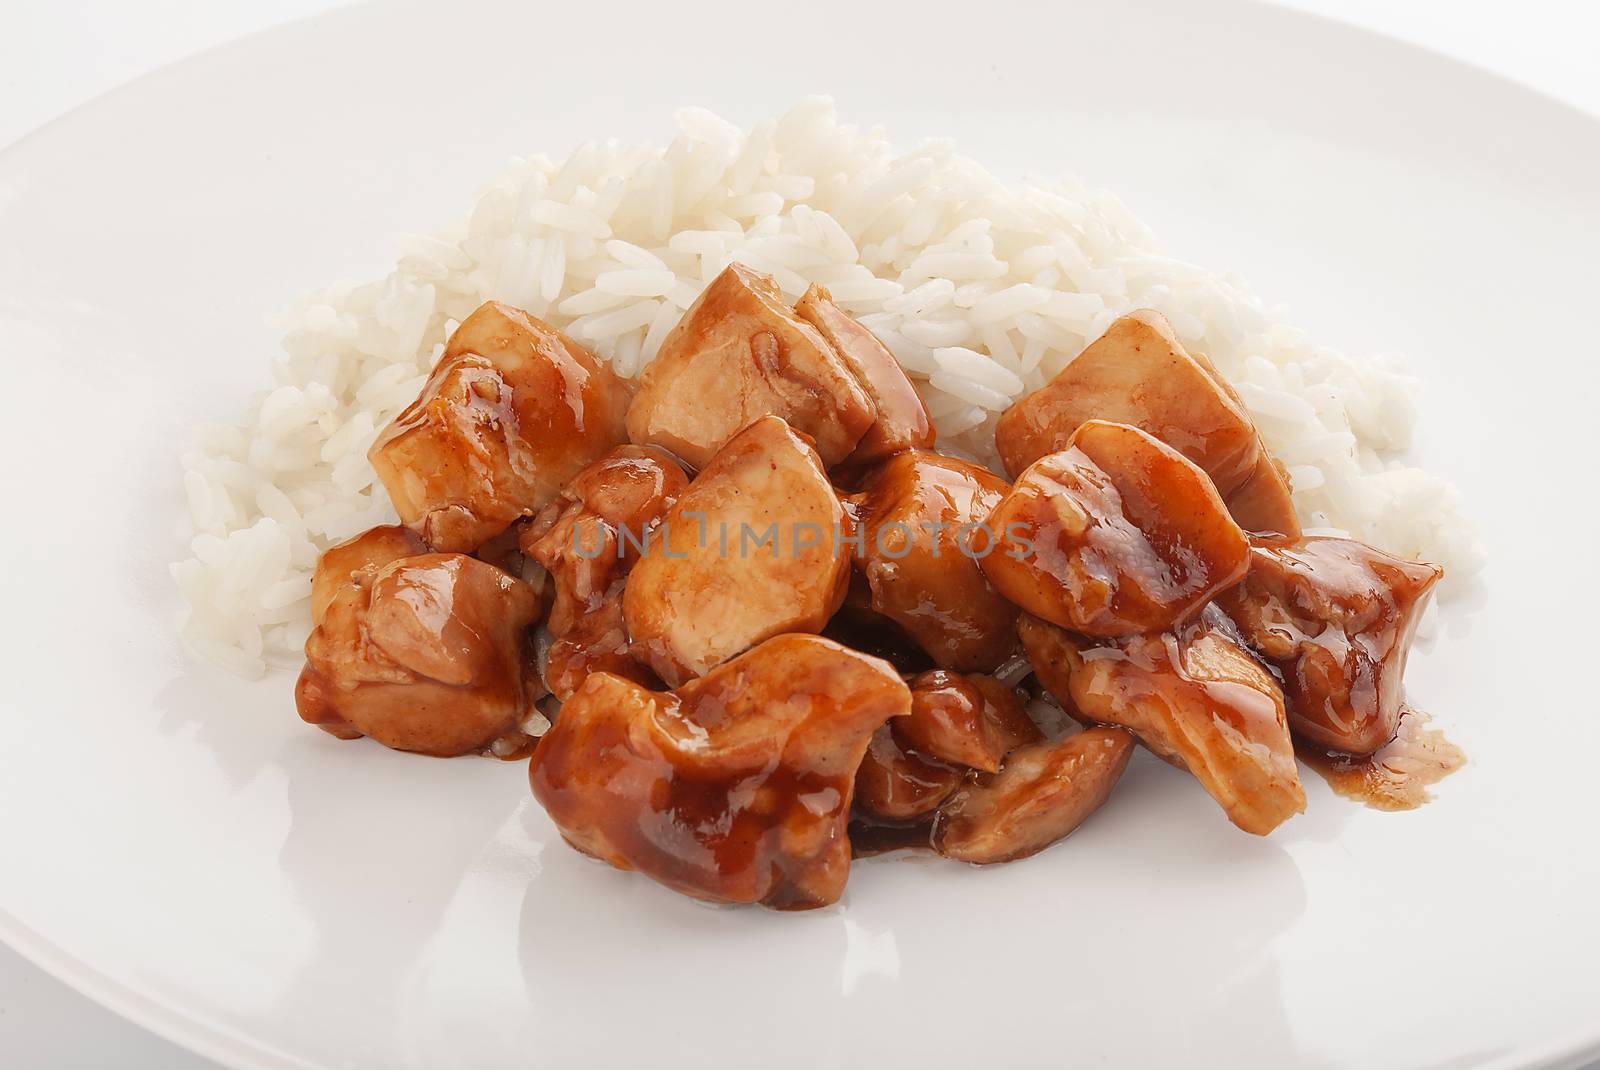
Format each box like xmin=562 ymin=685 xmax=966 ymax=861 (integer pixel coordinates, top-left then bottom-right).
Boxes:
xmin=854 ymin=724 xmax=965 ymax=821
xmin=993 ymin=309 xmax=1298 ymax=537
xmin=934 ymin=727 xmax=1135 ymax=864
xmin=368 ymin=301 xmax=630 ymax=552
xmin=901 ymin=671 xmax=1042 ymax=773
xmin=623 ymin=416 xmax=851 ymax=686
xmin=1217 ymin=536 xmax=1442 ymax=756
xmin=1020 ymin=608 xmax=1306 ymax=835
xmin=854 ymin=671 xmax=1045 ymax=825
xmin=625 ymin=265 xmax=874 ymax=469
xmin=309 ymin=523 xmax=426 ymax=621
xmin=794 ymin=283 xmax=934 ymax=468
xmin=296 ymin=542 xmax=543 ymax=757
xmin=529 ymin=635 xmax=911 ymax=909
xmin=541 ymin=597 xmax=660 ymax=701
xmin=984 ymin=421 xmax=1250 ymax=637
xmin=1222 ymin=452 xmax=1299 ymax=540
xmin=299 ymin=525 xmax=430 ymax=745
xmin=849 ymin=450 xmax=1020 ymax=671
xmin=1298 ymin=707 xmax=1464 ymax=810
xmin=522 ymin=444 xmax=688 ymax=699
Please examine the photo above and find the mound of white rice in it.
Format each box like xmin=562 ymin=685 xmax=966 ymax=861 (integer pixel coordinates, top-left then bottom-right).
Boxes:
xmin=171 ymin=97 xmax=1483 ymax=678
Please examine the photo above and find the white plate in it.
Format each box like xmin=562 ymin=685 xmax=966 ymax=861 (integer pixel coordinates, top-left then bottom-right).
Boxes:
xmin=3 ymin=1 xmax=1598 ymax=1067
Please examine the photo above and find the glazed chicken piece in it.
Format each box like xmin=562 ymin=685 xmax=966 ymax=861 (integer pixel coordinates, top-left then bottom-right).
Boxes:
xmin=794 ymin=284 xmax=934 ymax=469
xmin=308 ymin=523 xmax=426 ymax=622
xmin=1019 ymin=608 xmax=1306 ymax=836
xmin=529 ymin=634 xmax=912 ymax=909
xmin=369 ymin=301 xmax=630 ymax=552
xmin=1216 ymin=536 xmax=1443 ymax=756
xmin=901 ymin=671 xmax=1042 ymax=773
xmin=854 ymin=725 xmax=965 ymax=821
xmin=994 ymin=310 xmax=1299 ymax=537
xmin=296 ymin=529 xmax=544 ymax=757
xmin=983 ymin=420 xmax=1250 ymax=638
xmin=540 ymin=599 xmax=643 ymax=702
xmin=848 ymin=450 xmax=1020 ymax=672
xmin=933 ymin=728 xmax=1135 ymax=864
xmin=520 ymin=445 xmax=689 ymax=699
xmin=1224 ymin=457 xmax=1300 ymax=542
xmin=623 ymin=416 xmax=851 ymax=686
xmin=854 ymin=672 xmax=1042 ymax=821
xmin=625 ymin=265 xmax=875 ymax=469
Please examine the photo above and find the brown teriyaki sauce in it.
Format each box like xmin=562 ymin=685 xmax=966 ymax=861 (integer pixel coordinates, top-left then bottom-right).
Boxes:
xmin=1297 ymin=706 xmax=1464 ymax=811
xmin=848 ymin=815 xmax=936 ymax=857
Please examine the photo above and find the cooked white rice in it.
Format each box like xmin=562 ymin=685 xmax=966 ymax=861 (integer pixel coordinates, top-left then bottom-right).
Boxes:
xmin=171 ymin=97 xmax=1484 ymax=678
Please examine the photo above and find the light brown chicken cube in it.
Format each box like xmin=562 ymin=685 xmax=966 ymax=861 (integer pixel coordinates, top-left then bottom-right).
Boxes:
xmin=1216 ymin=536 xmax=1442 ymax=756
xmin=853 ymin=671 xmax=1040 ymax=822
xmin=795 ymin=284 xmax=933 ymax=468
xmin=1223 ymin=452 xmax=1298 ymax=538
xmin=1019 ymin=608 xmax=1306 ymax=836
xmin=529 ymin=634 xmax=911 ymax=909
xmin=902 ymin=671 xmax=1042 ymax=774
xmin=624 ymin=265 xmax=874 ymax=469
xmin=368 ymin=302 xmax=630 ymax=552
xmin=983 ymin=421 xmax=1250 ymax=638
xmin=295 ymin=544 xmax=543 ymax=757
xmin=622 ymin=416 xmax=852 ymax=686
xmin=520 ymin=445 xmax=688 ymax=699
xmin=308 ymin=524 xmax=426 ymax=622
xmin=848 ymin=451 xmax=1020 ymax=672
xmin=933 ymin=728 xmax=1135 ymax=864
xmin=995 ymin=309 xmax=1299 ymax=537
xmin=541 ymin=597 xmax=661 ymax=700
xmin=854 ymin=723 xmax=965 ymax=821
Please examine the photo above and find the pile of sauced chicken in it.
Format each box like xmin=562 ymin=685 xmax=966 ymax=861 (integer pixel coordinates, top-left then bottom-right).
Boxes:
xmin=296 ymin=263 xmax=1443 ymax=910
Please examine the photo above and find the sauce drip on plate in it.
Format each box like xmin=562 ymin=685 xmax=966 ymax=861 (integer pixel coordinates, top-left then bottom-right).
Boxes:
xmin=1298 ymin=707 xmax=1464 ymax=811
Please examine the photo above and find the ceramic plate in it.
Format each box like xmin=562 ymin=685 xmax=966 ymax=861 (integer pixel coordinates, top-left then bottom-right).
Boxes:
xmin=2 ymin=1 xmax=1598 ymax=1067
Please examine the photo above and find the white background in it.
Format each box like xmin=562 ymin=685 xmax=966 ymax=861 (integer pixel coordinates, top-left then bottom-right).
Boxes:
xmin=2 ymin=1 xmax=1596 ymax=1066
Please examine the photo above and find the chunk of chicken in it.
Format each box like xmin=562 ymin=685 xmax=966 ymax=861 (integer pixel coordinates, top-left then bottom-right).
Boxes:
xmin=296 ymin=538 xmax=544 ymax=757
xmin=994 ymin=310 xmax=1299 ymax=537
xmin=901 ymin=671 xmax=1042 ymax=774
xmin=623 ymin=416 xmax=851 ymax=686
xmin=854 ymin=672 xmax=1041 ymax=822
xmin=308 ymin=523 xmax=426 ymax=622
xmin=624 ymin=265 xmax=875 ymax=469
xmin=795 ymin=284 xmax=933 ymax=468
xmin=983 ymin=421 xmax=1250 ymax=638
xmin=1019 ymin=608 xmax=1305 ymax=835
xmin=301 ymin=527 xmax=432 ymax=749
xmin=538 ymin=599 xmax=645 ymax=701
xmin=369 ymin=301 xmax=630 ymax=552
xmin=521 ymin=445 xmax=689 ymax=698
xmin=529 ymin=634 xmax=911 ymax=909
xmin=1224 ymin=453 xmax=1299 ymax=540
xmin=854 ymin=724 xmax=964 ymax=821
xmin=1216 ymin=536 xmax=1443 ymax=756
xmin=934 ymin=728 xmax=1135 ymax=864
xmin=848 ymin=450 xmax=1020 ymax=671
